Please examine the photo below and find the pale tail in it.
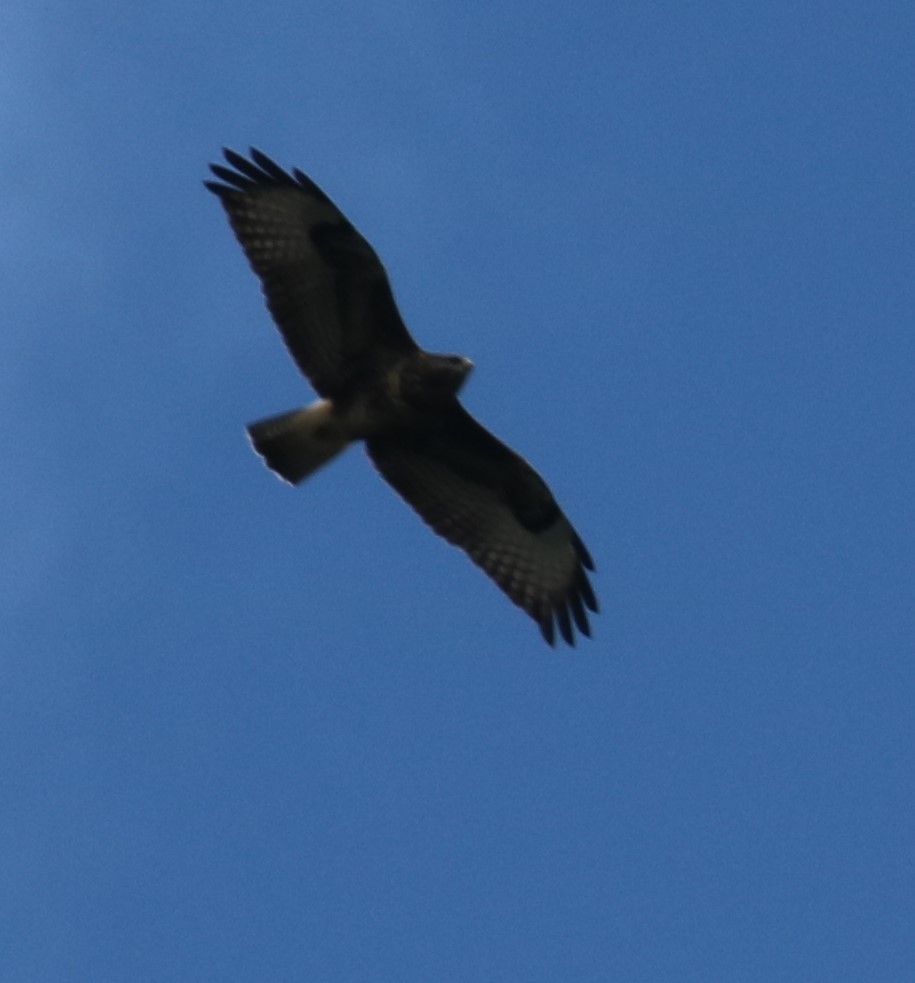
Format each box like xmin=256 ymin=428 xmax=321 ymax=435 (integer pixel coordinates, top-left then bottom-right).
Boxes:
xmin=246 ymin=401 xmax=349 ymax=485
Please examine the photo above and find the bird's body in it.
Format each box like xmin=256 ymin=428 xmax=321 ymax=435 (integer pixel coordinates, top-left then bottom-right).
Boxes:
xmin=206 ymin=148 xmax=597 ymax=645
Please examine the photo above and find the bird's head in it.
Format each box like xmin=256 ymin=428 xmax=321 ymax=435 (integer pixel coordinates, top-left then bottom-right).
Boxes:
xmin=403 ymin=352 xmax=474 ymax=406
xmin=428 ymin=353 xmax=474 ymax=394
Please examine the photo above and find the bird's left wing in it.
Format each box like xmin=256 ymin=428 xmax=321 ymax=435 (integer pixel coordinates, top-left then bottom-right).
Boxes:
xmin=366 ymin=407 xmax=597 ymax=646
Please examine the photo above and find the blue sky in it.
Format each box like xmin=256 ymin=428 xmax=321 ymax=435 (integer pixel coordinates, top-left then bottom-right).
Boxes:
xmin=3 ymin=2 xmax=913 ymax=980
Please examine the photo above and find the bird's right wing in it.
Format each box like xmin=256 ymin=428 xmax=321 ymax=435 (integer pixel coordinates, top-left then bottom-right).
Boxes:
xmin=206 ymin=148 xmax=418 ymax=397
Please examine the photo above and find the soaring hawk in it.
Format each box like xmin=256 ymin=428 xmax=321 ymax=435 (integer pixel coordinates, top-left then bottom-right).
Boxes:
xmin=206 ymin=149 xmax=597 ymax=645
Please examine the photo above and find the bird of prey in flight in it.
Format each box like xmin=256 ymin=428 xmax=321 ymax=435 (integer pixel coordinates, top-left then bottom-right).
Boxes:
xmin=206 ymin=148 xmax=597 ymax=645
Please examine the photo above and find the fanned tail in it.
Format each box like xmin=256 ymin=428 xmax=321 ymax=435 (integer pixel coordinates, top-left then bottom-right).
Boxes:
xmin=246 ymin=400 xmax=350 ymax=485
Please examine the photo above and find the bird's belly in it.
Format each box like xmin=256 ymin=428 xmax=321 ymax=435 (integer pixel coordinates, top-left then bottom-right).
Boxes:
xmin=336 ymin=388 xmax=409 ymax=440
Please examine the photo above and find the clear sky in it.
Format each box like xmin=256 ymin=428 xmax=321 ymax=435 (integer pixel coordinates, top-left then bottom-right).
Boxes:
xmin=3 ymin=2 xmax=913 ymax=980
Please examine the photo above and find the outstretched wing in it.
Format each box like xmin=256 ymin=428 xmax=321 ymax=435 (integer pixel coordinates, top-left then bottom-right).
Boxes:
xmin=367 ymin=407 xmax=597 ymax=646
xmin=206 ymin=148 xmax=418 ymax=397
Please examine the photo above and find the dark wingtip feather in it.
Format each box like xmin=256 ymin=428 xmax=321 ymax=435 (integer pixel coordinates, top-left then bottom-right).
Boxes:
xmin=539 ymin=611 xmax=556 ymax=647
xmin=206 ymin=147 xmax=332 ymax=205
xmin=539 ymin=556 xmax=598 ymax=647
xmin=227 ymin=148 xmax=275 ymax=184
xmin=222 ymin=147 xmax=255 ymax=172
xmin=248 ymin=146 xmax=277 ymax=168
xmin=573 ymin=531 xmax=595 ymax=571
xmin=249 ymin=147 xmax=298 ymax=185
xmin=527 ymin=560 xmax=598 ymax=647
xmin=569 ymin=592 xmax=591 ymax=637
xmin=204 ymin=148 xmax=295 ymax=195
xmin=555 ymin=605 xmax=574 ymax=646
xmin=207 ymin=162 xmax=248 ymax=190
xmin=576 ymin=567 xmax=598 ymax=613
